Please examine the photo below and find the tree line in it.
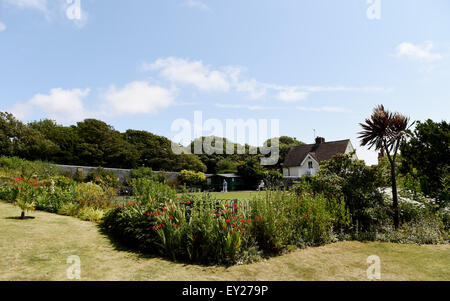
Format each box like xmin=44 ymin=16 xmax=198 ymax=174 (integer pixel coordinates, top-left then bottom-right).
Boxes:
xmin=0 ymin=112 xmax=303 ymax=174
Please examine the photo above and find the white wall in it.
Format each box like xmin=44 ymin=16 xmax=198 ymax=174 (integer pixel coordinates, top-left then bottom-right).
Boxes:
xmin=283 ymin=157 xmax=319 ymax=177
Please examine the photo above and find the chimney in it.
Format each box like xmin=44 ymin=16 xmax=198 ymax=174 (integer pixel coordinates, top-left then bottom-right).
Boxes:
xmin=315 ymin=137 xmax=325 ymax=144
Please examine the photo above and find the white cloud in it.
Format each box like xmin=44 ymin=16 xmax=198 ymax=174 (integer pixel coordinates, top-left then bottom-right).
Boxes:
xmin=12 ymin=88 xmax=91 ymax=123
xmin=0 ymin=22 xmax=6 ymax=32
xmin=182 ymin=0 xmax=210 ymax=11
xmin=10 ymin=83 xmax=175 ymax=123
xmin=4 ymin=0 xmax=48 ymax=13
xmin=142 ymin=57 xmax=392 ymax=104
xmin=395 ymin=41 xmax=443 ymax=62
xmin=215 ymin=103 xmax=275 ymax=111
xmin=103 ymin=81 xmax=175 ymax=116
xmin=144 ymin=57 xmax=230 ymax=92
xmin=296 ymin=106 xmax=348 ymax=113
xmin=277 ymin=88 xmax=309 ymax=102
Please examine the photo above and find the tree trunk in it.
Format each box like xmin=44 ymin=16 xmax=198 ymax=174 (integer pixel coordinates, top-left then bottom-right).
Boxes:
xmin=20 ymin=211 xmax=25 ymax=220
xmin=390 ymin=164 xmax=399 ymax=229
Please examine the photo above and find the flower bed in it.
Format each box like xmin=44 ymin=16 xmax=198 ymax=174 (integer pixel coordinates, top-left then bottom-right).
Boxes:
xmin=101 ymin=179 xmax=351 ymax=265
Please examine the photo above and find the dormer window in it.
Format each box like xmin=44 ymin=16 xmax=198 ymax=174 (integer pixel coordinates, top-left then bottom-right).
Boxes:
xmin=308 ymin=161 xmax=313 ymax=169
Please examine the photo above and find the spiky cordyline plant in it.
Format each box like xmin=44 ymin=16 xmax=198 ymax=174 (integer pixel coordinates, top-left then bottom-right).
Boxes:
xmin=358 ymin=105 xmax=413 ymax=229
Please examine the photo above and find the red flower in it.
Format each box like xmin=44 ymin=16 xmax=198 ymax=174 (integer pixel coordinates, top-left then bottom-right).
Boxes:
xmin=147 ymin=212 xmax=150 ymax=216
xmin=186 ymin=201 xmax=191 ymax=204
xmin=174 ymin=224 xmax=178 ymax=227
xmin=222 ymin=225 xmax=226 ymax=229
xmin=225 ymin=219 xmax=230 ymax=223
xmin=243 ymin=230 xmax=247 ymax=234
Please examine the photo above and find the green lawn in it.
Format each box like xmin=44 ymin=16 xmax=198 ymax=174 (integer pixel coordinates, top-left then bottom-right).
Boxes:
xmin=182 ymin=191 xmax=264 ymax=200
xmin=0 ymin=201 xmax=449 ymax=281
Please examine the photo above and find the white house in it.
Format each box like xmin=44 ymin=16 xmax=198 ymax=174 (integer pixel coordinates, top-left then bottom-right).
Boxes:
xmin=282 ymin=137 xmax=357 ymax=177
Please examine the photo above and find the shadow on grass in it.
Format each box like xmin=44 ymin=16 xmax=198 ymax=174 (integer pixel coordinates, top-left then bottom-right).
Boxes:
xmin=97 ymin=225 xmax=233 ymax=268
xmin=5 ymin=216 xmax=36 ymax=220
xmin=97 ymin=226 xmax=159 ymax=260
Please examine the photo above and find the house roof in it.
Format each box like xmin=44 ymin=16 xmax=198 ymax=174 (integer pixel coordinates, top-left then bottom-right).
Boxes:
xmin=283 ymin=139 xmax=350 ymax=167
xmin=213 ymin=173 xmax=241 ymax=178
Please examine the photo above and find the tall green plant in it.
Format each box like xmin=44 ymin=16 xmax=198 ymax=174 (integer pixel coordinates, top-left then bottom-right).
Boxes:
xmin=359 ymin=105 xmax=413 ymax=229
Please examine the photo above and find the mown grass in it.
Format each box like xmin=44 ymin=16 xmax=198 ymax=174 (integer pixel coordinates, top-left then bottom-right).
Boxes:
xmin=0 ymin=201 xmax=448 ymax=281
xmin=182 ymin=191 xmax=264 ymax=200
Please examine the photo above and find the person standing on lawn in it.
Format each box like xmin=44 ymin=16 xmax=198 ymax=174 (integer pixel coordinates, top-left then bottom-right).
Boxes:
xmin=223 ymin=179 xmax=228 ymax=193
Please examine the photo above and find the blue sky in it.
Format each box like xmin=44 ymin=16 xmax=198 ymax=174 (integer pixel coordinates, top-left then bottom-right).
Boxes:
xmin=0 ymin=0 xmax=449 ymax=165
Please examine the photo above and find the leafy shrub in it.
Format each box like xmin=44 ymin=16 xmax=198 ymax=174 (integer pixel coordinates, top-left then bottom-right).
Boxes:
xmin=58 ymin=202 xmax=80 ymax=217
xmin=36 ymin=185 xmax=77 ymax=213
xmin=0 ymin=156 xmax=60 ymax=179
xmin=263 ymin=170 xmax=283 ymax=189
xmin=376 ymin=212 xmax=447 ymax=244
xmin=126 ymin=167 xmax=168 ymax=186
xmin=75 ymin=182 xmax=107 ymax=205
xmin=130 ymin=167 xmax=154 ymax=180
xmin=250 ymin=191 xmax=349 ymax=253
xmin=13 ymin=177 xmax=42 ymax=218
xmin=85 ymin=167 xmax=119 ymax=188
xmin=294 ymin=154 xmax=383 ymax=232
xmin=77 ymin=207 xmax=105 ymax=222
xmin=132 ymin=178 xmax=177 ymax=204
xmin=178 ymin=170 xmax=206 ymax=187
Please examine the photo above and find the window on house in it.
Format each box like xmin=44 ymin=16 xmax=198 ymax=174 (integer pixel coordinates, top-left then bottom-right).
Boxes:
xmin=308 ymin=161 xmax=313 ymax=169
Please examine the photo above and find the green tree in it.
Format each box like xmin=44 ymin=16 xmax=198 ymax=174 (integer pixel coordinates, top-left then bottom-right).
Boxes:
xmin=216 ymin=158 xmax=239 ymax=174
xmin=400 ymin=119 xmax=450 ymax=207
xmin=358 ymin=105 xmax=412 ymax=229
xmin=237 ymin=157 xmax=265 ymax=188
xmin=28 ymin=119 xmax=80 ymax=164
xmin=264 ymin=136 xmax=305 ymax=170
xmin=0 ymin=112 xmax=59 ymax=161
xmin=75 ymin=119 xmax=139 ymax=168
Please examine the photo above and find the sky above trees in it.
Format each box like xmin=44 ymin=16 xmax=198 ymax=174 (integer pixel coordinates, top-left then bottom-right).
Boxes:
xmin=1 ymin=0 xmax=449 ymax=165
